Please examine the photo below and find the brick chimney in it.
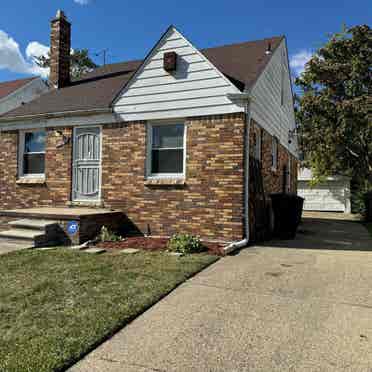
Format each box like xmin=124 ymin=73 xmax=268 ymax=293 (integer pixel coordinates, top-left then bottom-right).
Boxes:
xmin=50 ymin=10 xmax=71 ymax=88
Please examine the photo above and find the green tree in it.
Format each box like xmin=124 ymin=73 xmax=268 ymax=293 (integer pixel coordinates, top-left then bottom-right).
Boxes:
xmin=295 ymin=25 xmax=372 ymax=209
xmin=35 ymin=48 xmax=98 ymax=79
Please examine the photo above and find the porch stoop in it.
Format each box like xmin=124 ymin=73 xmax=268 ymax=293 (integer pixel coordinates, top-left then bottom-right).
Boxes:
xmin=0 ymin=219 xmax=60 ymax=247
xmin=0 ymin=208 xmax=125 ymax=246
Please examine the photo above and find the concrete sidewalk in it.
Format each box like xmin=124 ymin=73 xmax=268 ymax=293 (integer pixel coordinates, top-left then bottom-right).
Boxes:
xmin=0 ymin=240 xmax=31 ymax=255
xmin=70 ymin=217 xmax=372 ymax=372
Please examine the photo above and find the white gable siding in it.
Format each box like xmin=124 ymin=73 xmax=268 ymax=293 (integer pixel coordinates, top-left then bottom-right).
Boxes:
xmin=0 ymin=78 xmax=49 ymax=115
xmin=114 ymin=27 xmax=243 ymax=121
xmin=250 ymin=40 xmax=298 ymax=157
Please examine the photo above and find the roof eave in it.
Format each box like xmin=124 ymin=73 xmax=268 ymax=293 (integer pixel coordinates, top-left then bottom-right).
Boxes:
xmin=0 ymin=107 xmax=112 ymax=123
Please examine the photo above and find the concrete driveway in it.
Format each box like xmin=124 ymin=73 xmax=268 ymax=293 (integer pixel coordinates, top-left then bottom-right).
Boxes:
xmin=71 ymin=215 xmax=372 ymax=372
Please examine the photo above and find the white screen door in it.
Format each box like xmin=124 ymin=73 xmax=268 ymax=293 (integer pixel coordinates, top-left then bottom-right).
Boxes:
xmin=72 ymin=127 xmax=101 ymax=202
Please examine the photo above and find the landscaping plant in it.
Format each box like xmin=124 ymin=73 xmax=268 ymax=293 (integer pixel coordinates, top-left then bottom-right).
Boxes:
xmin=99 ymin=226 xmax=122 ymax=242
xmin=167 ymin=233 xmax=204 ymax=254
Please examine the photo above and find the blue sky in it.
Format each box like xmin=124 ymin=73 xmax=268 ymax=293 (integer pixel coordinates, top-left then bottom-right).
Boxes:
xmin=0 ymin=0 xmax=370 ymax=82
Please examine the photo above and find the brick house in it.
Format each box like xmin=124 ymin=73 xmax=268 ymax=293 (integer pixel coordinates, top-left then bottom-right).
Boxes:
xmin=0 ymin=10 xmax=298 ymax=250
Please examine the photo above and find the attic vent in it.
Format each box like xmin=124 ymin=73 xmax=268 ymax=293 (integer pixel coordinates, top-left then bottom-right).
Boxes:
xmin=163 ymin=51 xmax=177 ymax=72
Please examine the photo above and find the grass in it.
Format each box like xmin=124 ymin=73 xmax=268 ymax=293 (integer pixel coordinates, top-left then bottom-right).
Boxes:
xmin=0 ymin=248 xmax=218 ymax=372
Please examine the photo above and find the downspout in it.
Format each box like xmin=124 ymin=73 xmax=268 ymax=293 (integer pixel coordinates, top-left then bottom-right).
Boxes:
xmin=223 ymin=93 xmax=251 ymax=254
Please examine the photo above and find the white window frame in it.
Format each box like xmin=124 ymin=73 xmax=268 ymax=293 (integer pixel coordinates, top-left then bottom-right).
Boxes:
xmin=271 ymin=137 xmax=278 ymax=171
xmin=146 ymin=121 xmax=187 ymax=179
xmin=18 ymin=129 xmax=46 ymax=178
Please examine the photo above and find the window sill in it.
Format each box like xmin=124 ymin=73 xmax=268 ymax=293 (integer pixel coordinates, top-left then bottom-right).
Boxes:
xmin=16 ymin=177 xmax=46 ymax=185
xmin=144 ymin=178 xmax=185 ymax=186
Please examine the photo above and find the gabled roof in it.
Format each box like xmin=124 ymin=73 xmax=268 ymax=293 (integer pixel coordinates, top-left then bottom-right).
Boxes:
xmin=0 ymin=77 xmax=37 ymax=101
xmin=0 ymin=35 xmax=283 ymax=120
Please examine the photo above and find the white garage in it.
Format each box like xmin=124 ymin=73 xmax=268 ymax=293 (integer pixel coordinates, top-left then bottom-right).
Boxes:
xmin=298 ymin=168 xmax=351 ymax=213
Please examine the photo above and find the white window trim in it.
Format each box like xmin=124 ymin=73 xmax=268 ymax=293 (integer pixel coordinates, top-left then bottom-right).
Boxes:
xmin=146 ymin=121 xmax=187 ymax=179
xmin=18 ymin=129 xmax=46 ymax=179
xmin=271 ymin=137 xmax=278 ymax=171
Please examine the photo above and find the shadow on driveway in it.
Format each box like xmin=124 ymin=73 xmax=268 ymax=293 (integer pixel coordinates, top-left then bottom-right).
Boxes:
xmin=261 ymin=216 xmax=372 ymax=252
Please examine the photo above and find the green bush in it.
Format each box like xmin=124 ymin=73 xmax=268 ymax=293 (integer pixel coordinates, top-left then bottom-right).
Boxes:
xmin=167 ymin=234 xmax=204 ymax=254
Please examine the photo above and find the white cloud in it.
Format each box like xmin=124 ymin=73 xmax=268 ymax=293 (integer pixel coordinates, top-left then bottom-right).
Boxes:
xmin=290 ymin=50 xmax=312 ymax=76
xmin=0 ymin=30 xmax=49 ymax=78
xmin=74 ymin=0 xmax=90 ymax=4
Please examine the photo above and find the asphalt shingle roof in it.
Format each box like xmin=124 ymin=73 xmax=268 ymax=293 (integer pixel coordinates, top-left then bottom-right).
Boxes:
xmin=0 ymin=36 xmax=283 ymax=120
xmin=0 ymin=77 xmax=37 ymax=101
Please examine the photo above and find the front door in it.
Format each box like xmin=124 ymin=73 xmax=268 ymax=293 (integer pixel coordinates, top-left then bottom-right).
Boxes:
xmin=72 ymin=126 xmax=101 ymax=202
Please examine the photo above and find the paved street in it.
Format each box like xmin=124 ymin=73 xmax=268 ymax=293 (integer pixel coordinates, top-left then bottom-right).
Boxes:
xmin=71 ymin=215 xmax=372 ymax=371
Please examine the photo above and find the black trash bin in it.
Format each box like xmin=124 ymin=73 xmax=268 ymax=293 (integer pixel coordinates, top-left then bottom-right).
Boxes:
xmin=270 ymin=193 xmax=304 ymax=239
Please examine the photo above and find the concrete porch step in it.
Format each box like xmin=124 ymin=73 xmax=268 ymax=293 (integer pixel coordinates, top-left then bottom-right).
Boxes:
xmin=8 ymin=219 xmax=58 ymax=231
xmin=0 ymin=237 xmax=34 ymax=246
xmin=0 ymin=229 xmax=45 ymax=242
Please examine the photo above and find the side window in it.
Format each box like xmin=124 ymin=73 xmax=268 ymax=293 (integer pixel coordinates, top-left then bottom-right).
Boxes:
xmin=287 ymin=156 xmax=292 ymax=192
xmin=271 ymin=137 xmax=278 ymax=171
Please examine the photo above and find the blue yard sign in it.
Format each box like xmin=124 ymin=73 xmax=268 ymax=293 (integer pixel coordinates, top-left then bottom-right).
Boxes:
xmin=67 ymin=221 xmax=79 ymax=235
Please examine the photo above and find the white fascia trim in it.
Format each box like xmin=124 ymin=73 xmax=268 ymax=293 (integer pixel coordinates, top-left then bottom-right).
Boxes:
xmin=0 ymin=112 xmax=118 ymax=131
xmin=0 ymin=107 xmax=112 ymax=123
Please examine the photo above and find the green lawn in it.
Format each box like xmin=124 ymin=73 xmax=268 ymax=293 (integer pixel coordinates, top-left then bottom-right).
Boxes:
xmin=0 ymin=249 xmax=218 ymax=372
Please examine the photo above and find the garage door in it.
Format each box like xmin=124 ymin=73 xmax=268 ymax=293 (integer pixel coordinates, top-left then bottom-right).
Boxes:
xmin=298 ymin=180 xmax=348 ymax=212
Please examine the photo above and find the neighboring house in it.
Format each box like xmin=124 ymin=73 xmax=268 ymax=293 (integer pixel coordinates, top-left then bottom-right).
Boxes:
xmin=0 ymin=10 xmax=299 ymax=245
xmin=298 ymin=168 xmax=351 ymax=213
xmin=0 ymin=77 xmax=49 ymax=115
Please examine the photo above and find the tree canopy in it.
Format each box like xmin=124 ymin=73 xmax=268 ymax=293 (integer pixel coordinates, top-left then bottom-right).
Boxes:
xmin=295 ymin=24 xmax=371 ymax=190
xmin=35 ymin=48 xmax=98 ymax=79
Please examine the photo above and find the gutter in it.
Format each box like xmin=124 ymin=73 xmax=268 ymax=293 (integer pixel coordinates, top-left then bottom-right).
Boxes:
xmin=0 ymin=107 xmax=112 ymax=123
xmin=223 ymin=93 xmax=252 ymax=255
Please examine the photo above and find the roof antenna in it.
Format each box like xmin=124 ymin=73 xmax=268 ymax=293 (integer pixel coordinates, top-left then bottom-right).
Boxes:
xmin=265 ymin=42 xmax=272 ymax=55
xmin=95 ymin=49 xmax=109 ymax=66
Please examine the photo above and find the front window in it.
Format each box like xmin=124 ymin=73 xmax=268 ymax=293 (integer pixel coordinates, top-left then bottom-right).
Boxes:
xmin=20 ymin=130 xmax=46 ymax=176
xmin=148 ymin=123 xmax=185 ymax=177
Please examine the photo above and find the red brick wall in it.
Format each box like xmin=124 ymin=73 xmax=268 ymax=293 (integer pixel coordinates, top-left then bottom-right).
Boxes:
xmin=101 ymin=114 xmax=245 ymax=241
xmin=250 ymin=119 xmax=298 ymax=195
xmin=0 ymin=115 xmax=245 ymax=242
xmin=0 ymin=115 xmax=298 ymax=243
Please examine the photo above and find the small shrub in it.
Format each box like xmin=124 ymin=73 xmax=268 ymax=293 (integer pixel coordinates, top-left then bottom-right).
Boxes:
xmin=99 ymin=226 xmax=122 ymax=242
xmin=167 ymin=233 xmax=204 ymax=254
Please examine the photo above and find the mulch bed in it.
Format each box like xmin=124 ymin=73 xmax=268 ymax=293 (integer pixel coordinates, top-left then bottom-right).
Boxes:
xmin=97 ymin=236 xmax=225 ymax=256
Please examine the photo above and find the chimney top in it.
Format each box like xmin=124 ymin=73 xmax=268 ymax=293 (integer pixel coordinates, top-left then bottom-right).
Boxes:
xmin=53 ymin=9 xmax=70 ymax=23
xmin=56 ymin=9 xmax=65 ymax=19
xmin=50 ymin=9 xmax=71 ymax=88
